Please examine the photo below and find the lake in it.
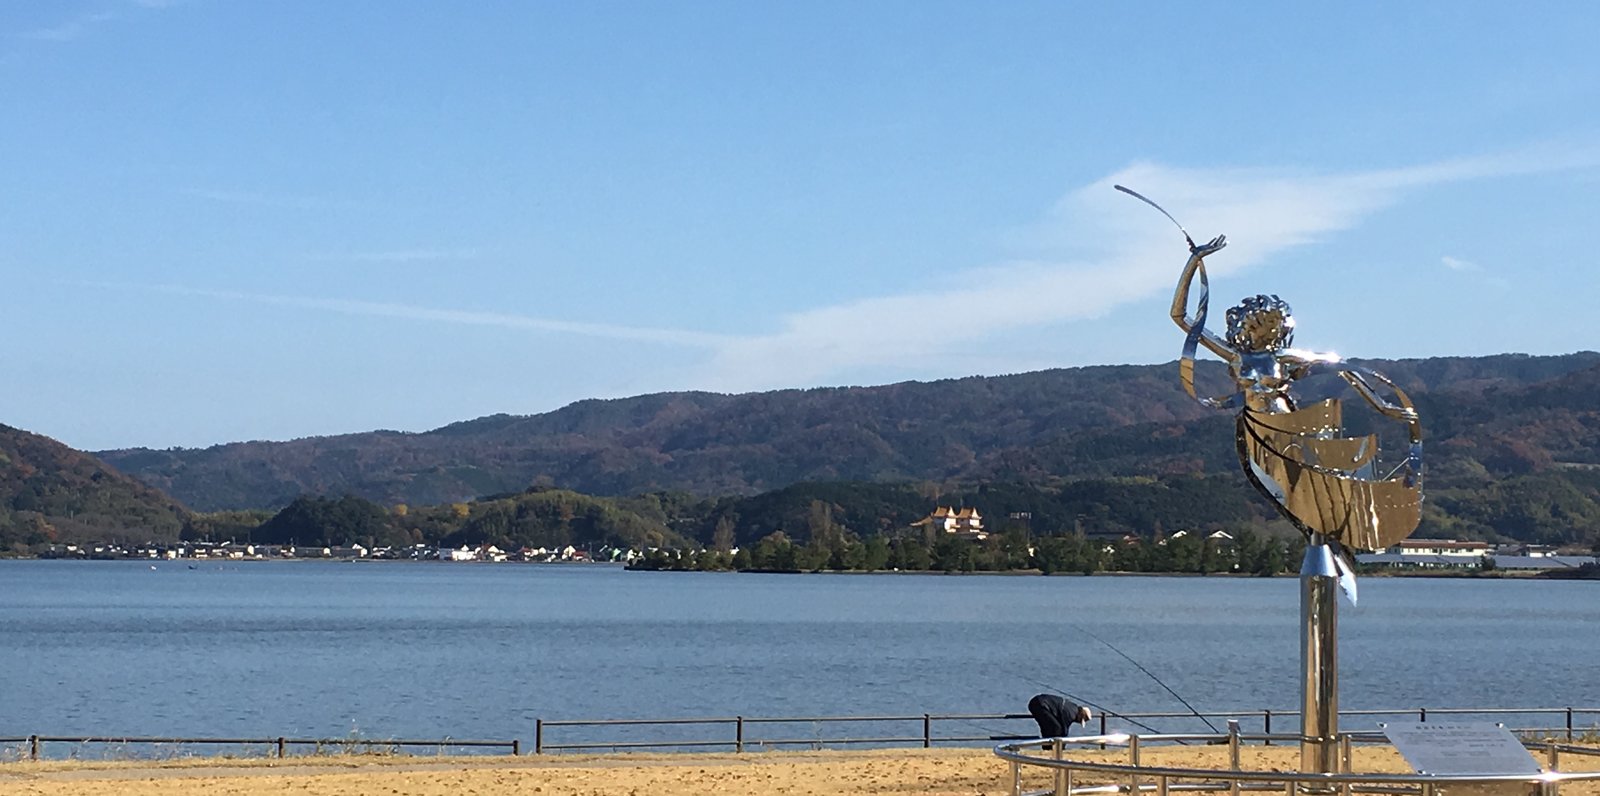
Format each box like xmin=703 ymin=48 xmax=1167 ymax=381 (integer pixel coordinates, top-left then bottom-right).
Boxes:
xmin=1 ymin=561 xmax=1596 ymax=748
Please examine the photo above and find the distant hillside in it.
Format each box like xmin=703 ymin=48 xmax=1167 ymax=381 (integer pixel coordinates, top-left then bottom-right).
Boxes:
xmin=97 ymin=352 xmax=1600 ymax=513
xmin=244 ymin=488 xmax=691 ymax=551
xmin=1 ymin=424 xmax=189 ymax=551
xmin=986 ymin=357 xmax=1600 ymax=481
xmin=98 ymin=363 xmax=1217 ymax=509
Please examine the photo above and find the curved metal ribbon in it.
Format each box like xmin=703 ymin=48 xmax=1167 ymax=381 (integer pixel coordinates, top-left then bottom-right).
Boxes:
xmin=1333 ymin=543 xmax=1359 ymax=607
xmin=1321 ymin=365 xmax=1425 ymax=490
xmin=1321 ymin=370 xmax=1425 ymax=609
xmin=1177 ymin=255 xmax=1243 ymax=410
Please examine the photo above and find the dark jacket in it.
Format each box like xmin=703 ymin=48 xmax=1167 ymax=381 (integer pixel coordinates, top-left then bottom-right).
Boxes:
xmin=1028 ymin=693 xmax=1087 ymax=738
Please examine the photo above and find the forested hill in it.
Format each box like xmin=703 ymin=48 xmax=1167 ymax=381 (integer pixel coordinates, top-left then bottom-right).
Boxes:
xmin=96 ymin=352 xmax=1600 ymax=512
xmin=0 ymin=424 xmax=190 ymax=549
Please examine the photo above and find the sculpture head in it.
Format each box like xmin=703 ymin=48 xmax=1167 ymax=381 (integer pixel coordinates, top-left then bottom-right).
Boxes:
xmin=1225 ymin=294 xmax=1295 ymax=353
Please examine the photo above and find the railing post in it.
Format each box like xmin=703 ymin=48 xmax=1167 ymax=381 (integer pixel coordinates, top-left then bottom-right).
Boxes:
xmin=1420 ymin=708 xmax=1427 ymax=723
xmin=512 ymin=739 xmax=521 ymax=756
xmin=29 ymin=735 xmax=39 ymax=760
xmin=276 ymin=736 xmax=286 ymax=758
xmin=1229 ymin=720 xmax=1242 ymax=796
xmin=923 ymin=714 xmax=931 ymax=748
xmin=535 ymin=719 xmax=543 ymax=755
xmin=1128 ymin=733 xmax=1142 ymax=796
xmin=1264 ymin=710 xmax=1273 ymax=746
xmin=1567 ymin=707 xmax=1574 ymax=742
xmin=736 ymin=716 xmax=744 ymax=753
xmin=1053 ymin=739 xmax=1067 ymax=796
xmin=1099 ymin=712 xmax=1107 ymax=736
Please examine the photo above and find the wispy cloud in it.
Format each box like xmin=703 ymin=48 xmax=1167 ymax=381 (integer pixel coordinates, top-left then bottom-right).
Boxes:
xmin=14 ymin=2 xmax=176 ymax=45
xmin=1442 ymin=254 xmax=1511 ymax=289
xmin=82 ymin=146 xmax=1600 ymax=392
xmin=20 ymin=11 xmax=117 ymax=42
xmin=307 ymin=248 xmax=483 ymax=264
xmin=87 ymin=282 xmax=734 ymax=348
xmin=691 ymin=146 xmax=1600 ymax=393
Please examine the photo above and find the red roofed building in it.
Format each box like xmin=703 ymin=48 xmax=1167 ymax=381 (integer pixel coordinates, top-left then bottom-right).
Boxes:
xmin=911 ymin=506 xmax=987 ymax=540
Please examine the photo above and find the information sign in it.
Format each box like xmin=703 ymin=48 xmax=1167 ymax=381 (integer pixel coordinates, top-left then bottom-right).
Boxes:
xmin=1382 ymin=722 xmax=1542 ymax=777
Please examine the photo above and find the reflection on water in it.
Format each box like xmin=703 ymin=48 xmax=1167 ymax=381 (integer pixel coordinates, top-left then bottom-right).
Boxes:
xmin=1 ymin=561 xmax=1595 ymax=741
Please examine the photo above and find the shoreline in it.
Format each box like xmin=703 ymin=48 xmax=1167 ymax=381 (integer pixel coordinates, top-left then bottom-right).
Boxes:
xmin=1 ymin=556 xmax=1588 ymax=579
xmin=3 ymin=744 xmax=1596 ymax=796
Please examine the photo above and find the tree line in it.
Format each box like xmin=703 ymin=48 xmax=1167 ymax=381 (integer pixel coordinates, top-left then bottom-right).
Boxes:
xmin=105 ymin=472 xmax=1600 ymax=564
xmin=628 ymin=525 xmax=1304 ymax=575
xmin=628 ymin=498 xmax=1307 ymax=575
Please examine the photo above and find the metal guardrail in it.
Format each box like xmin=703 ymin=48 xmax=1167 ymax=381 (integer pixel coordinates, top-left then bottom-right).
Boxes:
xmin=5 ymin=707 xmax=1596 ymax=760
xmin=532 ymin=707 xmax=1600 ymax=754
xmin=4 ymin=735 xmax=519 ymax=761
xmin=1084 ymin=707 xmax=1600 ymax=743
xmin=533 ymin=713 xmax=1039 ymax=754
xmin=995 ymin=730 xmax=1600 ymax=796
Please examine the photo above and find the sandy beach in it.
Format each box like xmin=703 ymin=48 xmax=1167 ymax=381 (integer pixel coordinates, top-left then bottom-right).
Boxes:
xmin=3 ymin=744 xmax=1597 ymax=796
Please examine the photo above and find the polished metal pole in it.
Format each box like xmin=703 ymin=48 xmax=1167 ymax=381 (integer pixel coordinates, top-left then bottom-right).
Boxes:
xmin=1300 ymin=536 xmax=1339 ymax=779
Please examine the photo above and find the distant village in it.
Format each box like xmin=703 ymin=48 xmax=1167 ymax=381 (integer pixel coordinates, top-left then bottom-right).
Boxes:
xmin=38 ymin=540 xmax=640 ymax=564
xmin=1353 ymin=538 xmax=1598 ymax=572
xmin=31 ymin=504 xmax=1600 ymax=573
xmin=913 ymin=505 xmax=1598 ymax=573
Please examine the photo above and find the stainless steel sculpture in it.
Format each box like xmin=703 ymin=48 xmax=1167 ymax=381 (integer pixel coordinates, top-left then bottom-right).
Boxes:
xmin=1119 ymin=185 xmax=1424 ymax=781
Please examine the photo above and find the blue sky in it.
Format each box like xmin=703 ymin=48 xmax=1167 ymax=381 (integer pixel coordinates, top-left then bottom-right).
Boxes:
xmin=4 ymin=2 xmax=1598 ymax=451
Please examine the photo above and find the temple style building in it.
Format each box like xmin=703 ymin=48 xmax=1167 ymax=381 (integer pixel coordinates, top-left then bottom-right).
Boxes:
xmin=911 ymin=506 xmax=987 ymax=540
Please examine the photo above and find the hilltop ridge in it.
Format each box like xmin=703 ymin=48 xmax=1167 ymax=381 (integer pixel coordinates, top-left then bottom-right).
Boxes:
xmin=94 ymin=352 xmax=1600 ymax=513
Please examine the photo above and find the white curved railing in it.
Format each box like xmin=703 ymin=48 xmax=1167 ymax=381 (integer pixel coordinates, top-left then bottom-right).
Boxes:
xmin=994 ymin=729 xmax=1600 ymax=796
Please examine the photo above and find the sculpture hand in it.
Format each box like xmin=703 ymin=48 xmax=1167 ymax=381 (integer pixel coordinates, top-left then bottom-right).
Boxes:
xmin=1190 ymin=234 xmax=1227 ymax=257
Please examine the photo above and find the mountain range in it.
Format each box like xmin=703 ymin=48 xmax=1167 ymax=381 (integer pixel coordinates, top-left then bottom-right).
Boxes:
xmin=93 ymin=352 xmax=1600 ymax=514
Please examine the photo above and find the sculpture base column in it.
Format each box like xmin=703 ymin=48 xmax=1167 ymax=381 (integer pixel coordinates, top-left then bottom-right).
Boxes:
xmin=1300 ymin=538 xmax=1339 ymax=782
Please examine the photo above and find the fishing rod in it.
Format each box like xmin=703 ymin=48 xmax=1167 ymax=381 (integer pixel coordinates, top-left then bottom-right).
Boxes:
xmin=1077 ymin=626 xmax=1221 ymax=734
xmin=1113 ymin=184 xmax=1195 ymax=249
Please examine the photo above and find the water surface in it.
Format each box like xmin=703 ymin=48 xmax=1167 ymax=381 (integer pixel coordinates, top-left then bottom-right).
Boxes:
xmin=2 ymin=561 xmax=1595 ymax=743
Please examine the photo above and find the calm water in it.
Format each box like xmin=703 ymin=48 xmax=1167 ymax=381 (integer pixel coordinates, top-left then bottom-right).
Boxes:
xmin=1 ymin=561 xmax=1596 ymax=744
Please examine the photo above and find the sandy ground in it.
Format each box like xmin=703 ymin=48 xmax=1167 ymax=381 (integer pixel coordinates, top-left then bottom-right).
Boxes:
xmin=1 ymin=745 xmax=1596 ymax=796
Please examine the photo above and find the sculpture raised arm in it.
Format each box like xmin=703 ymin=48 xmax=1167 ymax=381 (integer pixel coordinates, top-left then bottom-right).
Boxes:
xmin=1168 ymin=235 xmax=1236 ymax=362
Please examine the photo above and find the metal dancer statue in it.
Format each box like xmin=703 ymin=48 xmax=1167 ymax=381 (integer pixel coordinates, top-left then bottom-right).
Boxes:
xmin=1118 ymin=184 xmax=1424 ymax=779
